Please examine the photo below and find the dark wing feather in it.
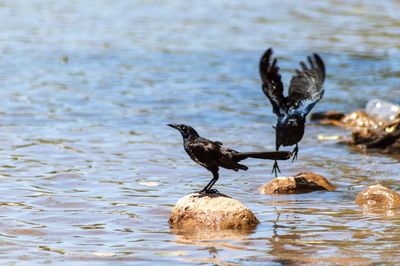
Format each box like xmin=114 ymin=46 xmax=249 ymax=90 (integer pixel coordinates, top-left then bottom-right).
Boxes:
xmin=287 ymin=53 xmax=325 ymax=118
xmin=259 ymin=48 xmax=287 ymax=116
xmin=189 ymin=139 xmax=246 ymax=171
xmin=218 ymin=147 xmax=248 ymax=171
xmin=187 ymin=138 xmax=221 ymax=167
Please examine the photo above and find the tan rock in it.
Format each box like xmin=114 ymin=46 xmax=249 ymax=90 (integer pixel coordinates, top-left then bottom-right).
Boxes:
xmin=259 ymin=172 xmax=336 ymax=195
xmin=310 ymin=111 xmax=384 ymax=130
xmin=169 ymin=193 xmax=259 ymax=230
xmin=351 ymin=128 xmax=384 ymax=145
xmin=312 ymin=109 xmax=400 ymax=155
xmin=355 ymin=184 xmax=400 ymax=210
xmin=341 ymin=111 xmax=384 ymax=130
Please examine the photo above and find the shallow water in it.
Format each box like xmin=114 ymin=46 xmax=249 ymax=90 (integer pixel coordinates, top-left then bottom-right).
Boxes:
xmin=0 ymin=0 xmax=399 ymax=265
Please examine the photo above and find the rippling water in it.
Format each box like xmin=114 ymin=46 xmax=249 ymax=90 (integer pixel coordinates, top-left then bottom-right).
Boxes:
xmin=0 ymin=0 xmax=399 ymax=265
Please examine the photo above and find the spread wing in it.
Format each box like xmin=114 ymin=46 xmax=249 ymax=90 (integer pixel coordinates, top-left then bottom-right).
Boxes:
xmin=259 ymin=48 xmax=287 ymax=117
xmin=287 ymin=53 xmax=325 ymax=118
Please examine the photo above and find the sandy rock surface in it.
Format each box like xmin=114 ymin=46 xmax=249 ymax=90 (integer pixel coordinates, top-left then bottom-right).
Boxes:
xmin=169 ymin=192 xmax=259 ymax=230
xmin=355 ymin=184 xmax=400 ymax=210
xmin=259 ymin=172 xmax=336 ymax=195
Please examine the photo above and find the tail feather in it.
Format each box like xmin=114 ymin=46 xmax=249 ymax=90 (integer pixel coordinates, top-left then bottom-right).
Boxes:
xmin=233 ymin=151 xmax=292 ymax=161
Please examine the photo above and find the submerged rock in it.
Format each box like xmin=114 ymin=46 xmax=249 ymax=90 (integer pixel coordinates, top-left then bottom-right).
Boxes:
xmin=169 ymin=192 xmax=259 ymax=230
xmin=355 ymin=184 xmax=400 ymax=210
xmin=259 ymin=172 xmax=336 ymax=195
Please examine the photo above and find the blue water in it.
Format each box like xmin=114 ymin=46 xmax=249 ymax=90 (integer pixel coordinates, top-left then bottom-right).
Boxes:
xmin=0 ymin=0 xmax=399 ymax=265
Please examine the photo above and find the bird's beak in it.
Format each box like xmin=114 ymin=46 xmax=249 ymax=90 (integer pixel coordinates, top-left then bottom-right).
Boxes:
xmin=167 ymin=124 xmax=179 ymax=130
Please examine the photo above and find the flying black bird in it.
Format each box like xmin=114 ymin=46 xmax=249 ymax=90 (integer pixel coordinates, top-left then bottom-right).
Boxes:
xmin=168 ymin=124 xmax=291 ymax=194
xmin=259 ymin=48 xmax=325 ymax=177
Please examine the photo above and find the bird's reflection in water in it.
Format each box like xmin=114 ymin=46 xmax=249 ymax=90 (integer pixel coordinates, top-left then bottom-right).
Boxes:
xmin=268 ymin=206 xmax=311 ymax=265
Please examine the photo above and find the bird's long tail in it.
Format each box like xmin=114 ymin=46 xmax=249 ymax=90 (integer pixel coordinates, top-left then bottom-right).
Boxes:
xmin=233 ymin=151 xmax=291 ymax=161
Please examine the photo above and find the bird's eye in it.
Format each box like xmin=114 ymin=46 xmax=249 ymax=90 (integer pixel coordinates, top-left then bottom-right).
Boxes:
xmin=181 ymin=126 xmax=186 ymax=131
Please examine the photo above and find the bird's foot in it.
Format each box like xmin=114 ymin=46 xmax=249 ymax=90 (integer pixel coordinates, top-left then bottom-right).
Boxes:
xmin=195 ymin=188 xmax=221 ymax=196
xmin=206 ymin=189 xmax=221 ymax=195
xmin=271 ymin=160 xmax=281 ymax=178
xmin=291 ymin=145 xmax=299 ymax=162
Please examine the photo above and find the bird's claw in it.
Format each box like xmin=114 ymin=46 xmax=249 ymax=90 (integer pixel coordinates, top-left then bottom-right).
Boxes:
xmin=271 ymin=160 xmax=281 ymax=178
xmin=291 ymin=145 xmax=299 ymax=162
xmin=206 ymin=189 xmax=221 ymax=194
xmin=196 ymin=189 xmax=221 ymax=196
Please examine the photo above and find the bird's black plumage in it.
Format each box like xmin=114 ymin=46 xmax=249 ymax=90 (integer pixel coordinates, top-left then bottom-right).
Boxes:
xmin=259 ymin=48 xmax=326 ymax=177
xmin=168 ymin=124 xmax=291 ymax=194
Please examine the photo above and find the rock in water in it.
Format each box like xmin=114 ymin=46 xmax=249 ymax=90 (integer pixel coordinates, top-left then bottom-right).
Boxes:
xmin=355 ymin=184 xmax=400 ymax=210
xmin=259 ymin=172 xmax=336 ymax=195
xmin=169 ymin=193 xmax=259 ymax=230
xmin=310 ymin=111 xmax=345 ymax=121
xmin=341 ymin=111 xmax=383 ymax=130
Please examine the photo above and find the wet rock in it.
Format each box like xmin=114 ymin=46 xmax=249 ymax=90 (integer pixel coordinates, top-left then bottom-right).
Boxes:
xmin=169 ymin=192 xmax=259 ymax=230
xmin=348 ymin=126 xmax=400 ymax=153
xmin=313 ymin=108 xmax=400 ymax=155
xmin=355 ymin=184 xmax=400 ymax=210
xmin=387 ymin=139 xmax=400 ymax=155
xmin=364 ymin=128 xmax=400 ymax=149
xmin=310 ymin=111 xmax=345 ymax=121
xmin=312 ymin=110 xmax=383 ymax=130
xmin=341 ymin=111 xmax=384 ymax=130
xmin=310 ymin=111 xmax=345 ymax=127
xmin=259 ymin=172 xmax=336 ymax=195
xmin=351 ymin=128 xmax=384 ymax=145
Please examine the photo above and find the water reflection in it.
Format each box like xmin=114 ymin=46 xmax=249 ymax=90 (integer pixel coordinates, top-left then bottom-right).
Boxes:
xmin=360 ymin=207 xmax=400 ymax=218
xmin=171 ymin=227 xmax=256 ymax=265
xmin=171 ymin=227 xmax=255 ymax=243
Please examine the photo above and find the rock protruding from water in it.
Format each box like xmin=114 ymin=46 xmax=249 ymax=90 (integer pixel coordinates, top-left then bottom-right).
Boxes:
xmin=311 ymin=110 xmax=383 ymax=130
xmin=169 ymin=193 xmax=259 ymax=230
xmin=355 ymin=184 xmax=400 ymax=210
xmin=259 ymin=172 xmax=336 ymax=195
xmin=311 ymin=109 xmax=400 ymax=155
xmin=310 ymin=110 xmax=345 ymax=122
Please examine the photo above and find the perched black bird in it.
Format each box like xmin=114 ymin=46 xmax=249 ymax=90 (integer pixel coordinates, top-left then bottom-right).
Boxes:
xmin=168 ymin=124 xmax=291 ymax=194
xmin=259 ymin=48 xmax=326 ymax=176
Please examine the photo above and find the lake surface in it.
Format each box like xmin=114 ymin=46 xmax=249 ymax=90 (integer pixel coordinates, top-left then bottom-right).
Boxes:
xmin=0 ymin=0 xmax=399 ymax=265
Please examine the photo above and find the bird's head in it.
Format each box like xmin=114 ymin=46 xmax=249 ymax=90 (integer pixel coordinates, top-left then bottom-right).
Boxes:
xmin=281 ymin=114 xmax=305 ymax=128
xmin=167 ymin=124 xmax=199 ymax=140
xmin=286 ymin=117 xmax=299 ymax=127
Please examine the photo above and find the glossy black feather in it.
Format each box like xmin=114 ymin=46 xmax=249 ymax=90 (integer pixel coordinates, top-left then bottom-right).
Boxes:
xmin=168 ymin=124 xmax=291 ymax=192
xmin=259 ymin=48 xmax=326 ymax=176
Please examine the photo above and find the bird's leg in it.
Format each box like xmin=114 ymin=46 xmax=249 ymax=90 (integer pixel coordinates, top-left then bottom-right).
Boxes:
xmin=271 ymin=160 xmax=281 ymax=178
xmin=271 ymin=142 xmax=281 ymax=178
xmin=292 ymin=144 xmax=299 ymax=162
xmin=198 ymin=169 xmax=220 ymax=195
xmin=199 ymin=177 xmax=215 ymax=195
xmin=206 ymin=169 xmax=220 ymax=194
